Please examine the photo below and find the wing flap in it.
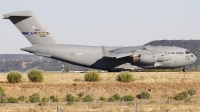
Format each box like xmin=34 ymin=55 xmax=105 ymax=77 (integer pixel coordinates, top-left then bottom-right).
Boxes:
xmin=115 ymin=53 xmax=132 ymax=59
xmin=34 ymin=53 xmax=52 ymax=57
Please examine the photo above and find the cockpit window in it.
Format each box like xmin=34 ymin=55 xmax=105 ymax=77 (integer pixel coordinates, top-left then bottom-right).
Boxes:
xmin=185 ymin=50 xmax=190 ymax=54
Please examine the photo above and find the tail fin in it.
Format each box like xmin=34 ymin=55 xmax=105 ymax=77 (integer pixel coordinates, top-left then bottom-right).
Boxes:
xmin=3 ymin=11 xmax=60 ymax=45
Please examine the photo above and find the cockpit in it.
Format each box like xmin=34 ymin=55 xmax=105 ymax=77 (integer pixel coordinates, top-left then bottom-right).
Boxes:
xmin=185 ymin=50 xmax=190 ymax=54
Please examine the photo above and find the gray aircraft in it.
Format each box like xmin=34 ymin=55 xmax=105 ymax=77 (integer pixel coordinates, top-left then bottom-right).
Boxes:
xmin=3 ymin=11 xmax=197 ymax=72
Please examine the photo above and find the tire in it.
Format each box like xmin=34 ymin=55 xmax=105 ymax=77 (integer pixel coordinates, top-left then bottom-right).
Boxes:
xmin=182 ymin=68 xmax=186 ymax=72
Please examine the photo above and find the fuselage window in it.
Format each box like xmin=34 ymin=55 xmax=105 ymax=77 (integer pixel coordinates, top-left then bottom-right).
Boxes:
xmin=171 ymin=52 xmax=175 ymax=54
xmin=185 ymin=50 xmax=190 ymax=54
xmin=176 ymin=52 xmax=184 ymax=54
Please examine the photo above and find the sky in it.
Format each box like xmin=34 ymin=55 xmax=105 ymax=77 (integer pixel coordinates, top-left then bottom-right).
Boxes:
xmin=1 ymin=0 xmax=200 ymax=54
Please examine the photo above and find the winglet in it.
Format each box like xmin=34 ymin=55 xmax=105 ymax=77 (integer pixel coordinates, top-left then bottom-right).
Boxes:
xmin=101 ymin=46 xmax=112 ymax=57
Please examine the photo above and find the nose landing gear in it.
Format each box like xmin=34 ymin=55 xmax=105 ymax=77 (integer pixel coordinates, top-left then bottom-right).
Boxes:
xmin=182 ymin=68 xmax=187 ymax=72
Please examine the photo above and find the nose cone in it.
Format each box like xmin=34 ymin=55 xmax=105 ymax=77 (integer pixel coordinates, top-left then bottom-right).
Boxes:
xmin=193 ymin=54 xmax=197 ymax=63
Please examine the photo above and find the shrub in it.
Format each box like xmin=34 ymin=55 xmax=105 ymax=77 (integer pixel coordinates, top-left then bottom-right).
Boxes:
xmin=0 ymin=98 xmax=7 ymax=103
xmin=108 ymin=94 xmax=121 ymax=102
xmin=65 ymin=94 xmax=76 ymax=102
xmin=174 ymin=92 xmax=188 ymax=100
xmin=63 ymin=67 xmax=68 ymax=73
xmin=99 ymin=96 xmax=107 ymax=101
xmin=18 ymin=96 xmax=26 ymax=102
xmin=113 ymin=94 xmax=121 ymax=100
xmin=7 ymin=97 xmax=19 ymax=103
xmin=42 ymin=97 xmax=49 ymax=102
xmin=76 ymin=97 xmax=82 ymax=102
xmin=29 ymin=93 xmax=40 ymax=102
xmin=73 ymin=78 xmax=81 ymax=82
xmin=84 ymin=71 xmax=100 ymax=82
xmin=174 ymin=94 xmax=186 ymax=100
xmin=73 ymin=83 xmax=77 ymax=86
xmin=83 ymin=95 xmax=94 ymax=102
xmin=0 ymin=87 xmax=6 ymax=103
xmin=53 ymin=97 xmax=59 ymax=102
xmin=7 ymin=71 xmax=22 ymax=83
xmin=40 ymin=97 xmax=49 ymax=106
xmin=108 ymin=96 xmax=115 ymax=102
xmin=179 ymin=92 xmax=188 ymax=97
xmin=50 ymin=95 xmax=59 ymax=102
xmin=28 ymin=69 xmax=44 ymax=82
xmin=122 ymin=95 xmax=134 ymax=101
xmin=188 ymin=90 xmax=196 ymax=95
xmin=117 ymin=71 xmax=133 ymax=82
xmin=0 ymin=87 xmax=6 ymax=96
xmin=138 ymin=91 xmax=150 ymax=99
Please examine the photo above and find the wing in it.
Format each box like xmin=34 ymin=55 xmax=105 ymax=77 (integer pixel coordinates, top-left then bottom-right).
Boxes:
xmin=101 ymin=45 xmax=156 ymax=59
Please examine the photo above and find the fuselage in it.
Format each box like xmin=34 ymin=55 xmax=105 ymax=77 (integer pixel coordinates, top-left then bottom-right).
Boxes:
xmin=21 ymin=44 xmax=197 ymax=71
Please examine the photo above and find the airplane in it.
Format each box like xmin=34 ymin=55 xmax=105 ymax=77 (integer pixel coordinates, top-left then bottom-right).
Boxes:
xmin=3 ymin=11 xmax=197 ymax=72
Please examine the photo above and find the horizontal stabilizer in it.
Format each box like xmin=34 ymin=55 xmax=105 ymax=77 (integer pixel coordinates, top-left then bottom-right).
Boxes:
xmin=3 ymin=11 xmax=31 ymax=19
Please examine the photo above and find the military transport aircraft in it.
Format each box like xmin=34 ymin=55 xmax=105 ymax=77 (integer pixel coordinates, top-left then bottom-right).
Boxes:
xmin=3 ymin=11 xmax=197 ymax=72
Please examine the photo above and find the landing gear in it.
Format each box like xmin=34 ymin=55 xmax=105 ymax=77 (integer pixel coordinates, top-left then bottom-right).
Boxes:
xmin=107 ymin=70 xmax=121 ymax=72
xmin=182 ymin=68 xmax=187 ymax=72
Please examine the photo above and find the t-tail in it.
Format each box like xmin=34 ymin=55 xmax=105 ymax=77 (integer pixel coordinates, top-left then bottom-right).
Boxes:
xmin=3 ymin=11 xmax=60 ymax=45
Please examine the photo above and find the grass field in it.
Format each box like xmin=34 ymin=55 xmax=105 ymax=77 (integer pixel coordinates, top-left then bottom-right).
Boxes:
xmin=0 ymin=72 xmax=200 ymax=112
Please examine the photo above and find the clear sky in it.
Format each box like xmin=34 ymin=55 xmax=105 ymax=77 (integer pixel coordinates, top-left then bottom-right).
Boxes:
xmin=1 ymin=0 xmax=200 ymax=54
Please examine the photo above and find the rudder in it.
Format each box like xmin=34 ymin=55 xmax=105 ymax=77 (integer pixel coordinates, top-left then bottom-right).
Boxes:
xmin=3 ymin=11 xmax=60 ymax=45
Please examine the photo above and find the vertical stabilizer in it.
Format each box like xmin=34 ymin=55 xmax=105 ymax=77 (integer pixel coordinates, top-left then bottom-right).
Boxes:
xmin=3 ymin=11 xmax=60 ymax=45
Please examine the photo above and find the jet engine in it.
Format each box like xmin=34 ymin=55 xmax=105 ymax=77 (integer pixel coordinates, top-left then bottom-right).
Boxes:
xmin=133 ymin=53 xmax=166 ymax=64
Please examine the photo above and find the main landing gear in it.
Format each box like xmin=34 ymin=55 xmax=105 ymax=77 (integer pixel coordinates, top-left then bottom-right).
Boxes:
xmin=182 ymin=68 xmax=187 ymax=72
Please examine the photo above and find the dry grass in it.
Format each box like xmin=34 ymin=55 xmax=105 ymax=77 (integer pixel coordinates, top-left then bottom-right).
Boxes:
xmin=0 ymin=72 xmax=200 ymax=111
xmin=0 ymin=103 xmax=200 ymax=112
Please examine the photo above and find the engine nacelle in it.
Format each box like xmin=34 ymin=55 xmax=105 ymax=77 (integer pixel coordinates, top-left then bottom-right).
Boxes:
xmin=140 ymin=53 xmax=157 ymax=64
xmin=133 ymin=53 xmax=166 ymax=64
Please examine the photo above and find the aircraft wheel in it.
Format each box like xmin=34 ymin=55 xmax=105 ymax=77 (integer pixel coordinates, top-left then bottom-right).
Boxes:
xmin=182 ymin=68 xmax=187 ymax=72
xmin=107 ymin=70 xmax=119 ymax=72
